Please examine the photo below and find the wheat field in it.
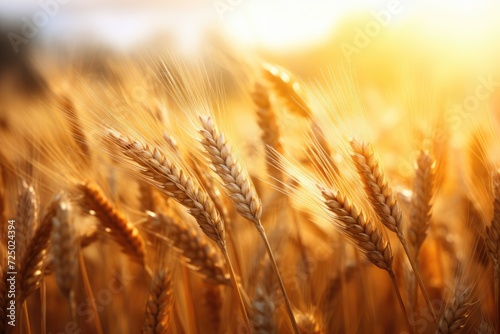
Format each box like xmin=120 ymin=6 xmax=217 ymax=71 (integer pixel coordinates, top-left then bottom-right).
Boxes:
xmin=0 ymin=29 xmax=500 ymax=333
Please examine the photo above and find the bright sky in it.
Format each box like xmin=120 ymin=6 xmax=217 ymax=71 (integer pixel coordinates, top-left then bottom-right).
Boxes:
xmin=0 ymin=0 xmax=497 ymax=51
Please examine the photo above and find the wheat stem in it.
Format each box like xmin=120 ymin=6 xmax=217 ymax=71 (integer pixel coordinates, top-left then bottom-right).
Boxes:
xmin=389 ymin=269 xmax=414 ymax=334
xmin=222 ymin=247 xmax=250 ymax=328
xmin=256 ymin=223 xmax=300 ymax=334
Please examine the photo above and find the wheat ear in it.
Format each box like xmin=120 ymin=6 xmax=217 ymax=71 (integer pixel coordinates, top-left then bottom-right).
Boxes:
xmin=262 ymin=65 xmax=338 ymax=177
xmin=485 ymin=170 xmax=500 ymax=328
xmin=18 ymin=193 xmax=60 ymax=303
xmin=408 ymin=151 xmax=435 ymax=255
xmin=407 ymin=150 xmax=435 ymax=313
xmin=295 ymin=312 xmax=323 ymax=334
xmin=319 ymin=186 xmax=413 ymax=334
xmin=350 ymin=138 xmax=437 ymax=323
xmin=106 ymin=129 xmax=249 ymax=326
xmin=436 ymin=287 xmax=473 ymax=334
xmin=253 ymin=81 xmax=284 ymax=184
xmin=58 ymin=95 xmax=91 ymax=163
xmin=15 ymin=180 xmax=38 ymax=263
xmin=142 ymin=269 xmax=172 ymax=334
xmin=262 ymin=64 xmax=311 ymax=117
xmin=78 ymin=181 xmax=146 ymax=266
xmin=51 ymin=194 xmax=77 ymax=321
xmin=151 ymin=212 xmax=230 ymax=285
xmin=198 ymin=115 xmax=298 ymax=333
xmin=204 ymin=284 xmax=222 ymax=333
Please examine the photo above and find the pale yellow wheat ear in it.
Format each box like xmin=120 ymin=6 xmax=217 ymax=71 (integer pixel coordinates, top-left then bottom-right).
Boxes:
xmin=318 ymin=185 xmax=413 ymax=334
xmin=485 ymin=169 xmax=500 ymax=327
xmin=51 ymin=193 xmax=77 ymax=321
xmin=142 ymin=269 xmax=173 ymax=334
xmin=349 ymin=138 xmax=437 ymax=324
xmin=198 ymin=114 xmax=299 ymax=333
xmin=77 ymin=181 xmax=146 ymax=267
xmin=105 ymin=128 xmax=249 ymax=327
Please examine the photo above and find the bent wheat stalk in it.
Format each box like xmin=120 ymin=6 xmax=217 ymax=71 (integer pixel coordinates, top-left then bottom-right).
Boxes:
xmin=106 ymin=129 xmax=249 ymax=326
xmin=319 ymin=186 xmax=413 ymax=334
xmin=350 ymin=139 xmax=437 ymax=323
xmin=199 ymin=115 xmax=298 ymax=333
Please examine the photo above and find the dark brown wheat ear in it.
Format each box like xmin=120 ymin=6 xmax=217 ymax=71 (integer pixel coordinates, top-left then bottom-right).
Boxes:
xmin=198 ymin=114 xmax=299 ymax=333
xmin=350 ymin=138 xmax=437 ymax=324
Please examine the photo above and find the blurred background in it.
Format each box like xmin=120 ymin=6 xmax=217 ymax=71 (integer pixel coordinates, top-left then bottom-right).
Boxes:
xmin=1 ymin=0 xmax=500 ymax=84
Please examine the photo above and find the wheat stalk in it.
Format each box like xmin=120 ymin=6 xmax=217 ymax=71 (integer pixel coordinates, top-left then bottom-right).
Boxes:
xmin=408 ymin=150 xmax=435 ymax=255
xmin=319 ymin=185 xmax=413 ymax=334
xmin=78 ymin=181 xmax=146 ymax=266
xmin=198 ymin=115 xmax=298 ymax=333
xmin=106 ymin=129 xmax=226 ymax=249
xmin=349 ymin=138 xmax=437 ymax=323
xmin=106 ymin=129 xmax=249 ymax=326
xmin=142 ymin=269 xmax=172 ymax=334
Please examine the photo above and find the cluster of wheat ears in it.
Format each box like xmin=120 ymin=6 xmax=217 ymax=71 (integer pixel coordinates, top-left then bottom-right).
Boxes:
xmin=0 ymin=57 xmax=499 ymax=334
